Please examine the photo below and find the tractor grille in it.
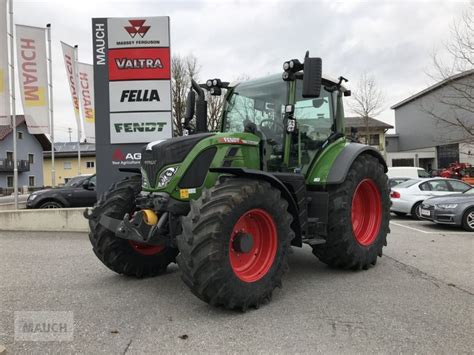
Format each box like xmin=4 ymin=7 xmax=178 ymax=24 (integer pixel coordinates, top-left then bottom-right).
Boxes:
xmin=141 ymin=133 xmax=214 ymax=188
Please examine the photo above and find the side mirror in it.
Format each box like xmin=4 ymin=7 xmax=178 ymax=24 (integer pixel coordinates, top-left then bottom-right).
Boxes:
xmin=83 ymin=179 xmax=95 ymax=191
xmin=302 ymin=57 xmax=322 ymax=98
xmin=184 ymin=90 xmax=195 ymax=127
xmin=191 ymin=79 xmax=208 ymax=133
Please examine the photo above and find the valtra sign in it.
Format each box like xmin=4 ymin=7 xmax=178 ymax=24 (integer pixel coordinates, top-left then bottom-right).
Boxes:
xmin=92 ymin=16 xmax=172 ymax=194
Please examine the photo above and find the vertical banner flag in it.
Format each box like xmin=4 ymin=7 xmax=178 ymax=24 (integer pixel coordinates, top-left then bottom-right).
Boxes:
xmin=77 ymin=62 xmax=95 ymax=143
xmin=16 ymin=24 xmax=50 ymax=134
xmin=0 ymin=0 xmax=10 ymax=124
xmin=61 ymin=42 xmax=82 ymax=139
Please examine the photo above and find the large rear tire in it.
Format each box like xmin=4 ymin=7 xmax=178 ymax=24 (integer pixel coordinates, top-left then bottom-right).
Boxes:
xmin=88 ymin=175 xmax=178 ymax=278
xmin=313 ymin=154 xmax=390 ymax=269
xmin=177 ymin=178 xmax=294 ymax=310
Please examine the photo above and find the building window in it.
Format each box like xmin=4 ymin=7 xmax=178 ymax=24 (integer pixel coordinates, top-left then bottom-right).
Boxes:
xmin=7 ymin=176 xmax=13 ymax=188
xmin=392 ymin=158 xmax=415 ymax=167
xmin=64 ymin=161 xmax=72 ymax=170
xmin=6 ymin=151 xmax=13 ymax=161
xmin=28 ymin=153 xmax=34 ymax=164
xmin=86 ymin=161 xmax=95 ymax=169
xmin=17 ymin=131 xmax=23 ymax=139
xmin=28 ymin=176 xmax=35 ymax=187
xmin=369 ymin=134 xmax=380 ymax=146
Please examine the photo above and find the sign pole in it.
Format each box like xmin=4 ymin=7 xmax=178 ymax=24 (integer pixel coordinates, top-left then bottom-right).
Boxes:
xmin=46 ymin=23 xmax=55 ymax=187
xmin=8 ymin=0 xmax=17 ymax=208
xmin=74 ymin=44 xmax=81 ymax=175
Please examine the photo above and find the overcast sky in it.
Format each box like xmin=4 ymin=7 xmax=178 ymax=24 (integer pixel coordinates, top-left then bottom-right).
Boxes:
xmin=11 ymin=0 xmax=470 ymax=142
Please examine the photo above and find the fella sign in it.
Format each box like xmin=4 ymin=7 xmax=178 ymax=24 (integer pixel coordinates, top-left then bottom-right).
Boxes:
xmin=92 ymin=16 xmax=172 ymax=194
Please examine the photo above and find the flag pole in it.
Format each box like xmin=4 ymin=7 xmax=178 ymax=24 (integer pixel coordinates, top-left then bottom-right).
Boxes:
xmin=46 ymin=23 xmax=55 ymax=187
xmin=8 ymin=0 xmax=17 ymax=209
xmin=74 ymin=44 xmax=81 ymax=175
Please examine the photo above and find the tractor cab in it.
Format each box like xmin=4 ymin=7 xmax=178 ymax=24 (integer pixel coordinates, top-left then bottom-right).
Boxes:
xmin=221 ymin=73 xmax=349 ymax=174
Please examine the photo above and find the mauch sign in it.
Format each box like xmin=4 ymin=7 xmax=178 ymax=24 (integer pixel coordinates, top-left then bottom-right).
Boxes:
xmin=92 ymin=16 xmax=172 ymax=194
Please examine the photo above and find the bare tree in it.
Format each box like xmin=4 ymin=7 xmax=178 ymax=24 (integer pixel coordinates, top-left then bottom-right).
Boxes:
xmin=207 ymin=74 xmax=251 ymax=132
xmin=171 ymin=54 xmax=200 ymax=135
xmin=425 ymin=4 xmax=474 ymax=146
xmin=350 ymin=73 xmax=385 ymax=144
xmin=207 ymin=95 xmax=225 ymax=131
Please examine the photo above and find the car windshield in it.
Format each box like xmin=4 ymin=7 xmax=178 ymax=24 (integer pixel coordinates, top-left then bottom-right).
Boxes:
xmin=464 ymin=187 xmax=474 ymax=194
xmin=65 ymin=176 xmax=88 ymax=187
xmin=395 ymin=179 xmax=420 ymax=188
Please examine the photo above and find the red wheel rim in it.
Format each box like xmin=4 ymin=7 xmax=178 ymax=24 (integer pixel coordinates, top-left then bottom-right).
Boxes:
xmin=351 ymin=179 xmax=382 ymax=246
xmin=229 ymin=208 xmax=278 ymax=283
xmin=128 ymin=241 xmax=165 ymax=256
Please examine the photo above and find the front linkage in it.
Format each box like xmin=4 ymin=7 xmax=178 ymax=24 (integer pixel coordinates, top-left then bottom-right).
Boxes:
xmin=85 ymin=190 xmax=188 ymax=249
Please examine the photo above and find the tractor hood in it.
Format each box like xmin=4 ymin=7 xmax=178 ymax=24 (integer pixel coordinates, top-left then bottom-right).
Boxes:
xmin=141 ymin=133 xmax=215 ymax=188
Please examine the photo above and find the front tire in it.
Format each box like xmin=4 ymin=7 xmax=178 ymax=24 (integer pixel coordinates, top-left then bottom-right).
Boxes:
xmin=88 ymin=175 xmax=178 ymax=278
xmin=39 ymin=200 xmax=63 ymax=209
xmin=313 ymin=154 xmax=390 ymax=269
xmin=177 ymin=178 xmax=294 ymax=310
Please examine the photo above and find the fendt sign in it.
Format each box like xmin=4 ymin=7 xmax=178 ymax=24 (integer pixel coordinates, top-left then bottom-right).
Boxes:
xmin=92 ymin=16 xmax=172 ymax=194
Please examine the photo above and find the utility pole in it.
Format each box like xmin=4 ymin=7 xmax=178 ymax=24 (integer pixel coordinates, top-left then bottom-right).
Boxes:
xmin=46 ymin=23 xmax=55 ymax=187
xmin=74 ymin=45 xmax=81 ymax=175
xmin=8 ymin=0 xmax=17 ymax=209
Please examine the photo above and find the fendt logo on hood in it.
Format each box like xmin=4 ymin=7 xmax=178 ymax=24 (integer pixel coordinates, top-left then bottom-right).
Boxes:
xmin=124 ymin=20 xmax=150 ymax=38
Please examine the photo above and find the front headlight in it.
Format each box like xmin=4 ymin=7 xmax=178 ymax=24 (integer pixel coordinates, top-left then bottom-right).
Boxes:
xmin=436 ymin=203 xmax=458 ymax=209
xmin=141 ymin=168 xmax=150 ymax=188
xmin=158 ymin=166 xmax=178 ymax=188
xmin=28 ymin=194 xmax=38 ymax=201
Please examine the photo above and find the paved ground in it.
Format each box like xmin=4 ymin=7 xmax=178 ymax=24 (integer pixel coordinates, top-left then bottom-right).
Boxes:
xmin=0 ymin=195 xmax=29 ymax=204
xmin=0 ymin=216 xmax=472 ymax=354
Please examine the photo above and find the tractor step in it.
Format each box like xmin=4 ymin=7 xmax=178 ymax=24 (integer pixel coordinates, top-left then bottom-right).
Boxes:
xmin=302 ymin=237 xmax=326 ymax=246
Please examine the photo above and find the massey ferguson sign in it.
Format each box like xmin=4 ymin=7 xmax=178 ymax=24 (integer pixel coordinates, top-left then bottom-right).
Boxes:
xmin=92 ymin=16 xmax=172 ymax=194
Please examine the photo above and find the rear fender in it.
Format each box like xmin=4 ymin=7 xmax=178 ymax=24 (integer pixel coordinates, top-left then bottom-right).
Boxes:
xmin=326 ymin=143 xmax=388 ymax=185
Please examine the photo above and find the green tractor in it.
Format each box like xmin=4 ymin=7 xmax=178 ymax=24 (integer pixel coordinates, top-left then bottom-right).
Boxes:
xmin=85 ymin=52 xmax=390 ymax=310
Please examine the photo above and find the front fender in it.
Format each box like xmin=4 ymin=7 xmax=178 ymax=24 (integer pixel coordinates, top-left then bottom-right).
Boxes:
xmin=209 ymin=167 xmax=303 ymax=246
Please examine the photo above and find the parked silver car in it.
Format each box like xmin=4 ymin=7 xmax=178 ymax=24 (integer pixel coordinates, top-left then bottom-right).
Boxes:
xmin=420 ymin=188 xmax=474 ymax=231
xmin=390 ymin=178 xmax=472 ymax=219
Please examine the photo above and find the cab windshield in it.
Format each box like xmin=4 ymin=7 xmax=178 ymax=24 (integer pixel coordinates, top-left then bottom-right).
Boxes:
xmin=222 ymin=74 xmax=287 ymax=170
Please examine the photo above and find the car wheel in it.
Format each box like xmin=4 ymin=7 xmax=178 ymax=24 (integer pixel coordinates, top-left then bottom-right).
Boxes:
xmin=411 ymin=202 xmax=423 ymax=220
xmin=461 ymin=208 xmax=474 ymax=232
xmin=39 ymin=201 xmax=64 ymax=209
